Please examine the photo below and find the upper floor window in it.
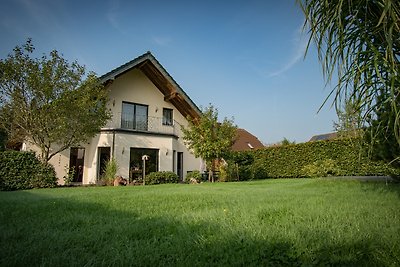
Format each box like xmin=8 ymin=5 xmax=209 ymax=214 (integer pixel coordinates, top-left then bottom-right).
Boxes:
xmin=162 ymin=108 xmax=173 ymax=126
xmin=121 ymin=102 xmax=148 ymax=131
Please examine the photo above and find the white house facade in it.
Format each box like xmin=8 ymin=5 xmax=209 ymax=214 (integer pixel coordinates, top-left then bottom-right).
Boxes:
xmin=25 ymin=52 xmax=202 ymax=184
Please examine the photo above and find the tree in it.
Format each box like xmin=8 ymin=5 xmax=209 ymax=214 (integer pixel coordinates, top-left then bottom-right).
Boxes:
xmin=181 ymin=104 xmax=237 ymax=182
xmin=0 ymin=39 xmax=111 ymax=162
xmin=280 ymin=137 xmax=296 ymax=146
xmin=333 ymin=97 xmax=364 ymax=138
xmin=298 ymin=0 xmax=400 ymax=146
xmin=366 ymin=89 xmax=400 ymax=167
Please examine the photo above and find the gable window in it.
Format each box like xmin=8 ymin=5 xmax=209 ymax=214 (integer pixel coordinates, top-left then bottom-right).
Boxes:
xmin=121 ymin=102 xmax=148 ymax=131
xmin=162 ymin=108 xmax=173 ymax=126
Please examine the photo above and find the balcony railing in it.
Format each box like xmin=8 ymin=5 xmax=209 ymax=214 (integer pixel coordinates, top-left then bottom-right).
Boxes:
xmin=102 ymin=113 xmax=182 ymax=136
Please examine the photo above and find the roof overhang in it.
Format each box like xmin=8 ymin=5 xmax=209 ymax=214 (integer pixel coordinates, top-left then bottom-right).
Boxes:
xmin=100 ymin=52 xmax=201 ymax=120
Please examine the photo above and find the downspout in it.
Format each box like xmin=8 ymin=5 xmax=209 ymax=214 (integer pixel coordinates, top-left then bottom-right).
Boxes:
xmin=112 ymin=130 xmax=115 ymax=159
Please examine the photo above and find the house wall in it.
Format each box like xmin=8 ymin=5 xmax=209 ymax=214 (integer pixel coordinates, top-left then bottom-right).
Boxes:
xmin=23 ymin=141 xmax=71 ymax=185
xmin=100 ymin=68 xmax=200 ymax=179
xmin=105 ymin=69 xmax=178 ymax=128
xmin=24 ymin=68 xmax=201 ymax=184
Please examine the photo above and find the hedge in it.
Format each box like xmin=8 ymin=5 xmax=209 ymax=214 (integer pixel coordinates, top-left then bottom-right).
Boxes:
xmin=228 ymin=138 xmax=398 ymax=179
xmin=0 ymin=151 xmax=57 ymax=191
xmin=144 ymin=171 xmax=179 ymax=185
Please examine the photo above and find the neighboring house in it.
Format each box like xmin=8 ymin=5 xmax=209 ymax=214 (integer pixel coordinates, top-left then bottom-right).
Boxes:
xmin=24 ymin=52 xmax=202 ymax=184
xmin=309 ymin=132 xmax=338 ymax=142
xmin=232 ymin=128 xmax=264 ymax=151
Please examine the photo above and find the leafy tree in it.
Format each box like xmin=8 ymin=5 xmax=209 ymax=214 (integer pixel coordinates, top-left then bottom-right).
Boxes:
xmin=0 ymin=39 xmax=111 ymax=162
xmin=182 ymin=104 xmax=237 ymax=182
xmin=280 ymin=137 xmax=296 ymax=146
xmin=298 ymin=0 xmax=400 ymax=146
xmin=333 ymin=97 xmax=364 ymax=138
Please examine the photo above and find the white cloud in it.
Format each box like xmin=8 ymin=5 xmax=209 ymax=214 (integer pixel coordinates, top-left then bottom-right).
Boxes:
xmin=15 ymin=0 xmax=62 ymax=30
xmin=151 ymin=36 xmax=172 ymax=46
xmin=106 ymin=0 xmax=127 ymax=36
xmin=268 ymin=25 xmax=308 ymax=77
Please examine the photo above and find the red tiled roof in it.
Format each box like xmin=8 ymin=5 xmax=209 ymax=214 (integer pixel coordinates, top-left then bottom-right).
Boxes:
xmin=232 ymin=128 xmax=264 ymax=151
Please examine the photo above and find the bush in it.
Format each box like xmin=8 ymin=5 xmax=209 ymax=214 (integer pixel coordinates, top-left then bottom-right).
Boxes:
xmin=225 ymin=151 xmax=254 ymax=181
xmin=0 ymin=151 xmax=57 ymax=190
xmin=101 ymin=158 xmax=119 ymax=185
xmin=185 ymin=170 xmax=203 ymax=183
xmin=301 ymin=159 xmax=342 ymax=178
xmin=145 ymin=171 xmax=179 ymax=185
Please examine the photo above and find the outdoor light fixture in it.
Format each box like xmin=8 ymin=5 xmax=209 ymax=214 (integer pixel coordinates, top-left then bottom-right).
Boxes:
xmin=142 ymin=155 xmax=150 ymax=185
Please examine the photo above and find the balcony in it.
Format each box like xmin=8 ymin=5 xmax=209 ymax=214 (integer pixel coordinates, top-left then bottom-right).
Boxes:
xmin=102 ymin=113 xmax=182 ymax=136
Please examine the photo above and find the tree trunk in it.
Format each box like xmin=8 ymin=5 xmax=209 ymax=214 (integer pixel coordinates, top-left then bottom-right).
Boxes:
xmin=208 ymin=169 xmax=213 ymax=182
xmin=41 ymin=147 xmax=50 ymax=164
xmin=209 ymin=159 xmax=216 ymax=183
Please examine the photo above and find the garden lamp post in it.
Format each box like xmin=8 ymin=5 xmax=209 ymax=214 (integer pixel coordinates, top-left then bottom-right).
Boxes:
xmin=142 ymin=155 xmax=149 ymax=185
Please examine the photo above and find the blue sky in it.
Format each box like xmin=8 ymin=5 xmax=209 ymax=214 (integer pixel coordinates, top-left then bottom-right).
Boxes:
xmin=0 ymin=0 xmax=338 ymax=144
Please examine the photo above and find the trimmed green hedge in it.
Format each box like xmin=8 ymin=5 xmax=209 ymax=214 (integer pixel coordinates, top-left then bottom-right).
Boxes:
xmin=0 ymin=151 xmax=57 ymax=191
xmin=145 ymin=171 xmax=179 ymax=185
xmin=228 ymin=138 xmax=398 ymax=179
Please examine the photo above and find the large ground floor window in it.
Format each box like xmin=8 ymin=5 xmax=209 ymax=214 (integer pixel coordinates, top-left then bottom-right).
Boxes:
xmin=129 ymin=148 xmax=159 ymax=180
xmin=69 ymin=148 xmax=85 ymax=183
xmin=97 ymin=147 xmax=111 ymax=179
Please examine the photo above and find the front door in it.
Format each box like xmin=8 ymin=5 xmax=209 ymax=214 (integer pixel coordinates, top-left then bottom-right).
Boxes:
xmin=69 ymin=148 xmax=85 ymax=183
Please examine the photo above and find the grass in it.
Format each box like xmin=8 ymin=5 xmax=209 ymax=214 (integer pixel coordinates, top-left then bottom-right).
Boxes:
xmin=0 ymin=178 xmax=399 ymax=266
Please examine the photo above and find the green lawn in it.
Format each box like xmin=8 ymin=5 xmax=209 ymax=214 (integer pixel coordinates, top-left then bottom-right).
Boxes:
xmin=1 ymin=179 xmax=399 ymax=266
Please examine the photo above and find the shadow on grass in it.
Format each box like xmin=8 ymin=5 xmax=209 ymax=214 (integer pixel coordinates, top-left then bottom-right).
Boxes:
xmin=0 ymin=189 xmax=394 ymax=266
xmin=358 ymin=180 xmax=400 ymax=199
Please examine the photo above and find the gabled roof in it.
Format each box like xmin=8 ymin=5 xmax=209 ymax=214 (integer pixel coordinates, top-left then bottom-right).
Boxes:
xmin=100 ymin=52 xmax=201 ymax=120
xmin=309 ymin=132 xmax=338 ymax=142
xmin=232 ymin=128 xmax=264 ymax=151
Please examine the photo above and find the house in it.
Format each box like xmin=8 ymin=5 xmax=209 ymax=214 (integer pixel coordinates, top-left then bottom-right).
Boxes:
xmin=25 ymin=52 xmax=203 ymax=184
xmin=309 ymin=132 xmax=338 ymax=142
xmin=232 ymin=128 xmax=264 ymax=151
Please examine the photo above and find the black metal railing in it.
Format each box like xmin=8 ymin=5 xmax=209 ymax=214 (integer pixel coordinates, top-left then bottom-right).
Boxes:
xmin=103 ymin=113 xmax=181 ymax=136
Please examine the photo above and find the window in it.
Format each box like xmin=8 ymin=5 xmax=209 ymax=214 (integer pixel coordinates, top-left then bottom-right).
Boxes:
xmin=129 ymin=148 xmax=159 ymax=180
xmin=69 ymin=148 xmax=85 ymax=183
xmin=97 ymin=147 xmax=110 ymax=179
xmin=162 ymin=108 xmax=173 ymax=126
xmin=121 ymin=102 xmax=148 ymax=130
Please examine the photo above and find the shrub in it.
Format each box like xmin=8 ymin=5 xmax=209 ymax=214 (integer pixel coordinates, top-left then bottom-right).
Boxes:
xmin=225 ymin=151 xmax=254 ymax=181
xmin=185 ymin=170 xmax=203 ymax=183
xmin=63 ymin=165 xmax=75 ymax=186
xmin=0 ymin=151 xmax=57 ymax=191
xmin=218 ymin=164 xmax=229 ymax=182
xmin=301 ymin=159 xmax=342 ymax=178
xmin=145 ymin=171 xmax=179 ymax=185
xmin=250 ymin=160 xmax=270 ymax=180
xmin=101 ymin=158 xmax=118 ymax=185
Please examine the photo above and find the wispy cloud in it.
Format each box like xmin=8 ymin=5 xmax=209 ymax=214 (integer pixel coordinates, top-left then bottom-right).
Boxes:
xmin=106 ymin=0 xmax=127 ymax=35
xmin=11 ymin=0 xmax=63 ymax=32
xmin=268 ymin=25 xmax=308 ymax=77
xmin=151 ymin=36 xmax=172 ymax=46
